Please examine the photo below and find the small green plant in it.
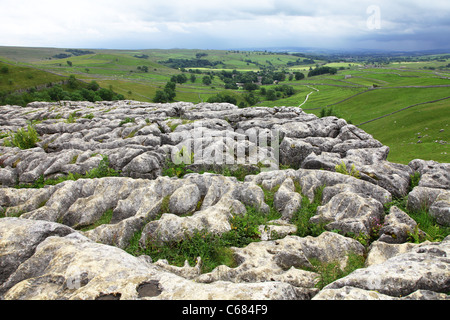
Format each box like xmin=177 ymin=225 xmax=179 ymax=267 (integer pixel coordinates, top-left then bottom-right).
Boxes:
xmin=0 ymin=208 xmax=24 ymax=218
xmin=162 ymin=147 xmax=195 ymax=178
xmin=162 ymin=159 xmax=194 ymax=178
xmin=293 ymin=185 xmax=327 ymax=237
xmin=383 ymin=195 xmax=449 ymax=243
xmin=345 ymin=216 xmax=384 ymax=247
xmin=308 ymin=252 xmax=366 ymax=289
xmin=319 ymin=107 xmax=345 ymax=119
xmin=409 ymin=171 xmax=421 ymax=192
xmin=407 ymin=224 xmax=426 ymax=244
xmin=154 ymin=195 xmax=171 ymax=220
xmin=70 ymin=155 xmax=79 ymax=164
xmin=335 ymin=161 xmax=360 ymax=179
xmin=222 ymin=206 xmax=281 ymax=248
xmin=3 ymin=124 xmax=40 ymax=150
xmin=119 ymin=117 xmax=135 ymax=126
xmin=65 ymin=111 xmax=79 ymax=123
xmin=80 ymin=209 xmax=114 ymax=232
xmin=407 ymin=208 xmax=450 ymax=242
xmin=85 ymin=155 xmax=119 ymax=178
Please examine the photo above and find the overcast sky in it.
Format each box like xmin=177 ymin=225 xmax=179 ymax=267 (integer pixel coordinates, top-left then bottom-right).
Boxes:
xmin=1 ymin=0 xmax=449 ymax=51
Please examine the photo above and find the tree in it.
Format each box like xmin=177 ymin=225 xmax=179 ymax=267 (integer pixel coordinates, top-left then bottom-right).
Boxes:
xmin=67 ymin=61 xmax=73 ymax=67
xmin=165 ymin=81 xmax=176 ymax=91
xmin=243 ymin=92 xmax=259 ymax=106
xmin=176 ymin=74 xmax=187 ymax=84
xmin=295 ymin=72 xmax=305 ymax=80
xmin=202 ymin=75 xmax=212 ymax=86
xmin=87 ymin=80 xmax=100 ymax=91
xmin=308 ymin=66 xmax=337 ymax=77
xmin=243 ymin=82 xmax=259 ymax=92
xmin=137 ymin=66 xmax=149 ymax=72
xmin=48 ymin=85 xmax=68 ymax=101
xmin=207 ymin=92 xmax=237 ymax=105
xmin=266 ymin=89 xmax=277 ymax=101
xmin=190 ymin=74 xmax=196 ymax=83
xmin=153 ymin=90 xmax=169 ymax=103
xmin=164 ymin=82 xmax=176 ymax=101
xmin=98 ymin=88 xmax=114 ymax=101
xmin=68 ymin=75 xmax=78 ymax=89
xmin=273 ymin=72 xmax=286 ymax=82
xmin=153 ymin=81 xmax=176 ymax=103
xmin=279 ymin=84 xmax=295 ymax=96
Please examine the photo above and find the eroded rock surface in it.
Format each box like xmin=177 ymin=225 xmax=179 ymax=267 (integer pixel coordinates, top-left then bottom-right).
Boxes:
xmin=1 ymin=101 xmax=449 ymax=300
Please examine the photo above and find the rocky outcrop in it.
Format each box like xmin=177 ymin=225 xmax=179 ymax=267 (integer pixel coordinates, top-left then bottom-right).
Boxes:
xmin=0 ymin=101 xmax=449 ymax=300
xmin=314 ymin=237 xmax=450 ymax=300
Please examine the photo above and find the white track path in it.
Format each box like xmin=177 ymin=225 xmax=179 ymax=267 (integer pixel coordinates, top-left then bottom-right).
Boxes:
xmin=299 ymin=85 xmax=319 ymax=107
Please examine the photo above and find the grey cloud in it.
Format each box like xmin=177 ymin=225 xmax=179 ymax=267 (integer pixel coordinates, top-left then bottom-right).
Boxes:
xmin=0 ymin=0 xmax=449 ymax=51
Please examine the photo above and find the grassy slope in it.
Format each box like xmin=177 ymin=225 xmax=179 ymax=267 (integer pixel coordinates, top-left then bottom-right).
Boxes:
xmin=0 ymin=60 xmax=66 ymax=93
xmin=360 ymin=99 xmax=449 ymax=164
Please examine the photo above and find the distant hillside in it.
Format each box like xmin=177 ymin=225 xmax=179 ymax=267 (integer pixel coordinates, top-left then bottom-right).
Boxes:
xmin=0 ymin=46 xmax=449 ymax=164
xmin=0 ymin=60 xmax=66 ymax=93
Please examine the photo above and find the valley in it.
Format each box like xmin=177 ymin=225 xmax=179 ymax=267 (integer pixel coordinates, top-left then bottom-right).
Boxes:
xmin=0 ymin=46 xmax=449 ymax=164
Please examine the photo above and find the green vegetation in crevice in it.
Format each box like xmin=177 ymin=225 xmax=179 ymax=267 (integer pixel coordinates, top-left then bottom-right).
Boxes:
xmin=80 ymin=209 xmax=114 ymax=232
xmin=334 ymin=161 xmax=361 ymax=179
xmin=162 ymin=158 xmax=261 ymax=182
xmin=383 ymin=195 xmax=450 ymax=243
xmin=292 ymin=184 xmax=327 ymax=238
xmin=306 ymin=253 xmax=366 ymax=289
xmin=15 ymin=155 xmax=120 ymax=189
xmin=125 ymin=203 xmax=281 ymax=274
xmin=3 ymin=124 xmax=40 ymax=149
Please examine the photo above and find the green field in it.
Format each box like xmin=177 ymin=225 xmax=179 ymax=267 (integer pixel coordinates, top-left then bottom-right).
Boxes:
xmin=0 ymin=46 xmax=449 ymax=164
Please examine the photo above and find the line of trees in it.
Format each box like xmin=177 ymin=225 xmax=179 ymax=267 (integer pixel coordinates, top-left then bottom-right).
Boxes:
xmin=308 ymin=66 xmax=338 ymax=77
xmin=159 ymin=58 xmax=222 ymax=69
xmin=0 ymin=76 xmax=124 ymax=107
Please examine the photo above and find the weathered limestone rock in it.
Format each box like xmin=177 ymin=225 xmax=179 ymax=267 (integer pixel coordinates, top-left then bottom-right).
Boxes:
xmin=1 ymin=101 xmax=449 ymax=300
xmin=279 ymin=137 xmax=319 ymax=168
xmin=0 ymin=223 xmax=311 ymax=300
xmin=302 ymin=147 xmax=412 ymax=198
xmin=273 ymin=178 xmax=302 ymax=221
xmin=429 ymin=191 xmax=450 ymax=226
xmin=409 ymin=159 xmax=450 ymax=190
xmin=168 ymin=183 xmax=201 ymax=216
xmin=139 ymin=202 xmax=234 ymax=244
xmin=318 ymin=236 xmax=450 ymax=298
xmin=407 ymin=186 xmax=450 ymax=226
xmin=196 ymin=232 xmax=365 ymax=289
xmin=313 ymin=286 xmax=450 ymax=300
xmin=258 ymin=219 xmax=297 ymax=241
xmin=378 ymin=206 xmax=425 ymax=244
xmin=121 ymin=151 xmax=165 ymax=179
xmin=312 ymin=191 xmax=385 ymax=235
xmin=0 ymin=218 xmax=75 ymax=285
xmin=365 ymin=241 xmax=425 ymax=267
